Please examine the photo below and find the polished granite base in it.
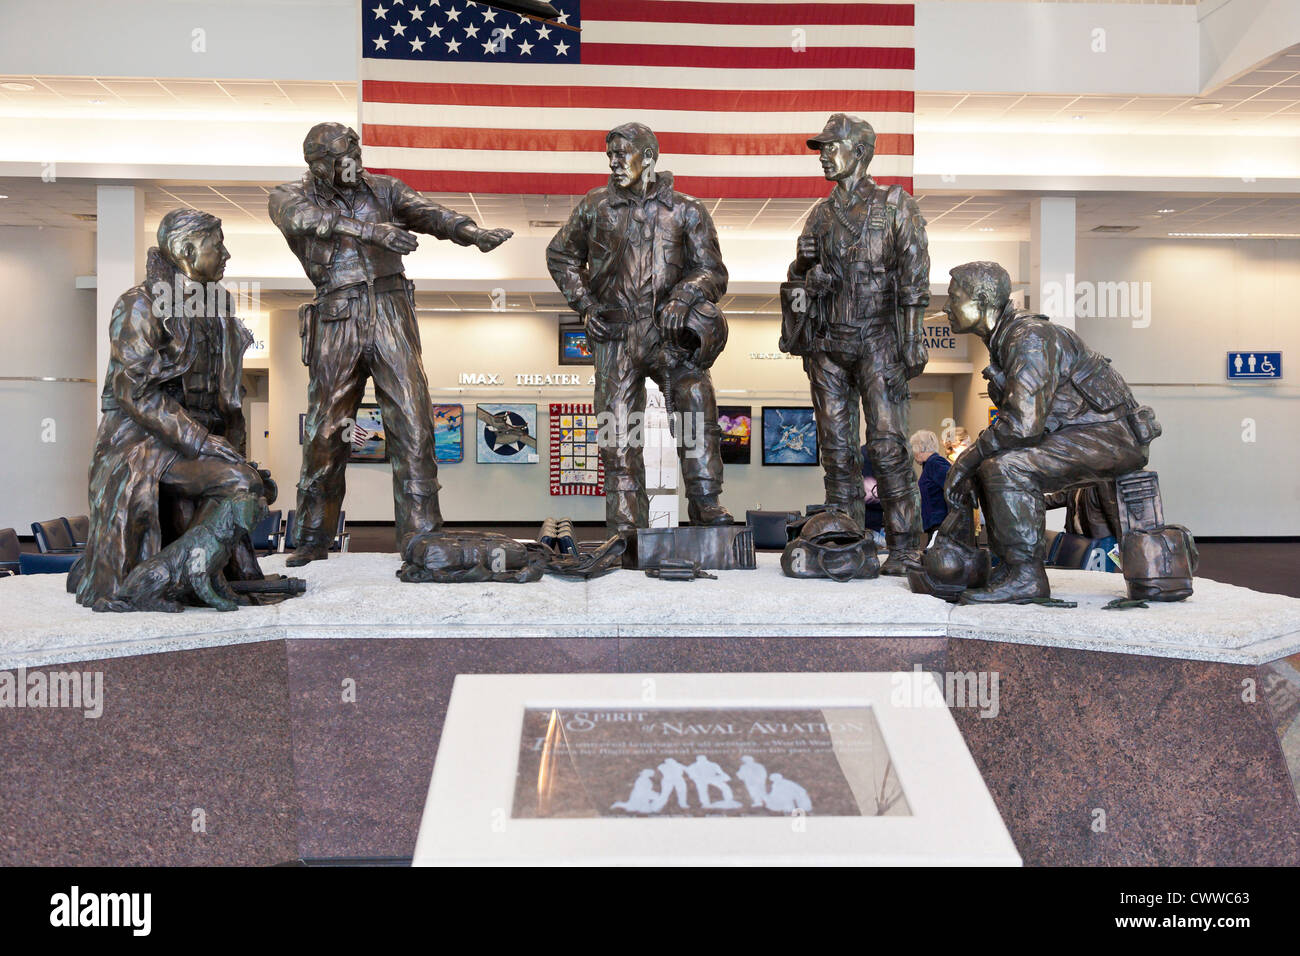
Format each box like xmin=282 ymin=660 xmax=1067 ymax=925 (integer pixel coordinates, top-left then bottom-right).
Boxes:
xmin=2 ymin=552 xmax=1297 ymax=668
xmin=3 ymin=637 xmax=1297 ymax=866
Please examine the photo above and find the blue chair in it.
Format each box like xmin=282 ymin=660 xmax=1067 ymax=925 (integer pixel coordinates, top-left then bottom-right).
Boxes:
xmin=282 ymin=510 xmax=349 ymax=553
xmin=282 ymin=510 xmax=297 ymax=552
xmin=250 ymin=509 xmax=283 ymax=555
xmin=20 ymin=552 xmax=79 ymax=574
xmin=0 ymin=528 xmax=20 ymax=576
xmin=745 ymin=510 xmax=800 ymax=550
xmin=31 ymin=518 xmax=79 ymax=554
xmin=65 ymin=514 xmax=90 ymax=546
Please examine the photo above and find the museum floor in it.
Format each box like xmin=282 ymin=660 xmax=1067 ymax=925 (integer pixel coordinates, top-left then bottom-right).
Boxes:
xmin=3 ymin=529 xmax=1299 ymax=866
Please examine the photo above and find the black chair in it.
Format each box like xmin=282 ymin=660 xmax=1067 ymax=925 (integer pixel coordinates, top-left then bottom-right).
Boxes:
xmin=31 ymin=518 xmax=79 ymax=554
xmin=745 ymin=510 xmax=800 ymax=550
xmin=250 ymin=509 xmax=283 ymax=555
xmin=282 ymin=510 xmax=297 ymax=552
xmin=333 ymin=511 xmax=350 ymax=553
xmin=65 ymin=514 xmax=90 ymax=546
xmin=19 ymin=552 xmax=79 ymax=574
xmin=0 ymin=528 xmax=20 ymax=576
xmin=282 ymin=510 xmax=349 ymax=553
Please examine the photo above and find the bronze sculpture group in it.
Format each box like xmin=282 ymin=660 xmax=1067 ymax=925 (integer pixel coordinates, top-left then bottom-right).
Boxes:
xmin=72 ymin=114 xmax=1194 ymax=609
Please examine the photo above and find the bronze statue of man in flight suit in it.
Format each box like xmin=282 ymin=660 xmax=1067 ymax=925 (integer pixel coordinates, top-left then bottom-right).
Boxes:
xmin=547 ymin=122 xmax=733 ymax=533
xmin=784 ymin=114 xmax=931 ymax=574
xmin=943 ymin=261 xmax=1158 ymax=603
xmin=270 ymin=123 xmax=512 ymax=565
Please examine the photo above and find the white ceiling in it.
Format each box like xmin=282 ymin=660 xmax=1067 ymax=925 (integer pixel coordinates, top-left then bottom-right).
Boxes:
xmin=4 ymin=40 xmax=1300 ymax=241
xmin=921 ymin=43 xmax=1300 ymax=134
xmin=7 ymin=176 xmax=1300 ymax=243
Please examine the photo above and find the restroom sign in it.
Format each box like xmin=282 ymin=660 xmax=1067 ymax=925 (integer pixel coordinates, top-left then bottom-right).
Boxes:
xmin=1227 ymin=351 xmax=1281 ymax=381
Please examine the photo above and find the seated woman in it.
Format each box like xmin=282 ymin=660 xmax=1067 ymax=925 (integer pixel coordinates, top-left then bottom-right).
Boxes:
xmin=911 ymin=430 xmax=952 ymax=535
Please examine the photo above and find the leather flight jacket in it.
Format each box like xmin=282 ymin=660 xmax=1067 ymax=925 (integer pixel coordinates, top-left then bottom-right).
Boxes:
xmin=546 ymin=171 xmax=728 ymax=323
xmin=978 ymin=306 xmax=1157 ymax=457
xmin=269 ymin=169 xmax=474 ymax=296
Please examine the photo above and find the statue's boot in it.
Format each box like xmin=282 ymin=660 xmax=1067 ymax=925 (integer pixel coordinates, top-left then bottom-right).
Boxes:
xmin=688 ymin=494 xmax=734 ymax=526
xmin=880 ymin=531 xmax=924 ymax=576
xmin=286 ymin=546 xmax=330 ymax=567
xmin=963 ymin=481 xmax=1049 ymax=601
xmin=958 ymin=562 xmax=1050 ymax=604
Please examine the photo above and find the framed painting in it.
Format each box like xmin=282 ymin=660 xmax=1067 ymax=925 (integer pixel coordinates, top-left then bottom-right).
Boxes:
xmin=761 ymin=406 xmax=818 ymax=466
xmin=549 ymin=402 xmax=604 ymax=495
xmin=476 ymin=403 xmax=539 ymax=464
xmin=431 ymin=403 xmax=464 ymax=463
xmin=558 ymin=323 xmax=594 ymax=366
xmin=349 ymin=403 xmax=388 ymax=463
xmin=718 ymin=405 xmax=752 ymax=465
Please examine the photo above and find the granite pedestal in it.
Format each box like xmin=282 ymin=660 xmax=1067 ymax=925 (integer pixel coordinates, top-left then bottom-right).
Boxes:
xmin=1 ymin=552 xmax=1297 ymax=865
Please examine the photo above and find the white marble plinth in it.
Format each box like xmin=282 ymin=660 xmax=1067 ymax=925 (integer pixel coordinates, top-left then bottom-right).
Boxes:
xmin=415 ymin=673 xmax=1022 ymax=867
xmin=0 ymin=552 xmax=1296 ymax=668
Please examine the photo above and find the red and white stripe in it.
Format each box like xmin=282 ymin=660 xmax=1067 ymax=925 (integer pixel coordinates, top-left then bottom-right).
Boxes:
xmin=360 ymin=1 xmax=915 ymax=198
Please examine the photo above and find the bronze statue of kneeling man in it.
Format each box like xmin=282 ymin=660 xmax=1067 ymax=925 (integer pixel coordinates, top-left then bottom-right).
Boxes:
xmin=69 ymin=209 xmax=292 ymax=612
xmin=940 ymin=261 xmax=1161 ymax=604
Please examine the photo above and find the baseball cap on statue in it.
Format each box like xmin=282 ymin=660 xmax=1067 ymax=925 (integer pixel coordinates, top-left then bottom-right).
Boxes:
xmin=806 ymin=113 xmax=876 ymax=150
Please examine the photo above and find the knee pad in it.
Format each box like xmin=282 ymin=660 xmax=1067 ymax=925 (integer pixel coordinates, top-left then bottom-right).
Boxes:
xmin=867 ymin=436 xmax=909 ymax=475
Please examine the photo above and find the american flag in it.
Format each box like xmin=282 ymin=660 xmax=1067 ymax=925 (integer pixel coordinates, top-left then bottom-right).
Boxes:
xmin=360 ymin=0 xmax=915 ymax=198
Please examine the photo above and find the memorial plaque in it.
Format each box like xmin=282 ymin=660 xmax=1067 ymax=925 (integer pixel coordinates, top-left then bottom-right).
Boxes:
xmin=414 ymin=674 xmax=1021 ymax=866
xmin=513 ymin=706 xmax=907 ymax=819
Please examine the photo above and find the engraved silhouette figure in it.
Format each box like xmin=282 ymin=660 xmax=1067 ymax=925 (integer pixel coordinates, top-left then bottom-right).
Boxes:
xmin=685 ymin=755 xmax=741 ymax=809
xmin=763 ymin=773 xmax=813 ymax=813
xmin=654 ymin=758 xmax=690 ymax=811
xmin=736 ymin=755 xmax=769 ymax=807
xmin=611 ymin=769 xmax=661 ymax=813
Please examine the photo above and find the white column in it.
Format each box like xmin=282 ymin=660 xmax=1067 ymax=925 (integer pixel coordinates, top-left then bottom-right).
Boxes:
xmin=1029 ymin=197 xmax=1075 ymax=533
xmin=95 ymin=185 xmax=146 ymax=413
xmin=1029 ymin=196 xmax=1076 ymax=330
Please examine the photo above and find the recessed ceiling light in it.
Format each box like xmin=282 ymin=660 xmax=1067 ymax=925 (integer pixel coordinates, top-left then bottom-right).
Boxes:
xmin=0 ymin=194 xmax=8 ymax=200
xmin=88 ymin=98 xmax=104 ymax=105
xmin=1190 ymin=102 xmax=1223 ymax=112
xmin=0 ymin=82 xmax=35 ymax=92
xmin=978 ymin=227 xmax=994 ymax=232
xmin=1071 ymin=115 xmax=1085 ymax=121
xmin=1157 ymin=208 xmax=1176 ymax=214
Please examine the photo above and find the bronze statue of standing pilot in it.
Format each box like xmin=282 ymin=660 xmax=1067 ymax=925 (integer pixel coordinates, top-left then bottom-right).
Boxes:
xmin=269 ymin=122 xmax=513 ymax=565
xmin=782 ymin=113 xmax=932 ymax=575
xmin=547 ymin=122 xmax=733 ymax=534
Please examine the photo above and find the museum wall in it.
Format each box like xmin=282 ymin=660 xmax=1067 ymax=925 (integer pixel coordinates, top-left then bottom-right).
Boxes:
xmin=1075 ymin=237 xmax=1300 ymax=536
xmin=0 ymin=226 xmax=96 ymax=531
xmin=266 ymin=309 xmax=957 ymax=525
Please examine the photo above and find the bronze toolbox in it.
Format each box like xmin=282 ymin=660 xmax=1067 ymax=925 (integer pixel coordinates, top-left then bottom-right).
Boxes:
xmin=631 ymin=526 xmax=757 ymax=571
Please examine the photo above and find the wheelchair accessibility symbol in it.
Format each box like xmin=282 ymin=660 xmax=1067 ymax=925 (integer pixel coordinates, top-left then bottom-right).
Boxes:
xmin=1227 ymin=351 xmax=1282 ymax=380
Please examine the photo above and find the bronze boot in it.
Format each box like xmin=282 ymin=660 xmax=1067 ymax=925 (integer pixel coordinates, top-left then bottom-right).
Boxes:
xmin=687 ymin=494 xmax=734 ymax=526
xmin=880 ymin=532 xmax=924 ymax=576
xmin=958 ymin=562 xmax=1050 ymax=604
